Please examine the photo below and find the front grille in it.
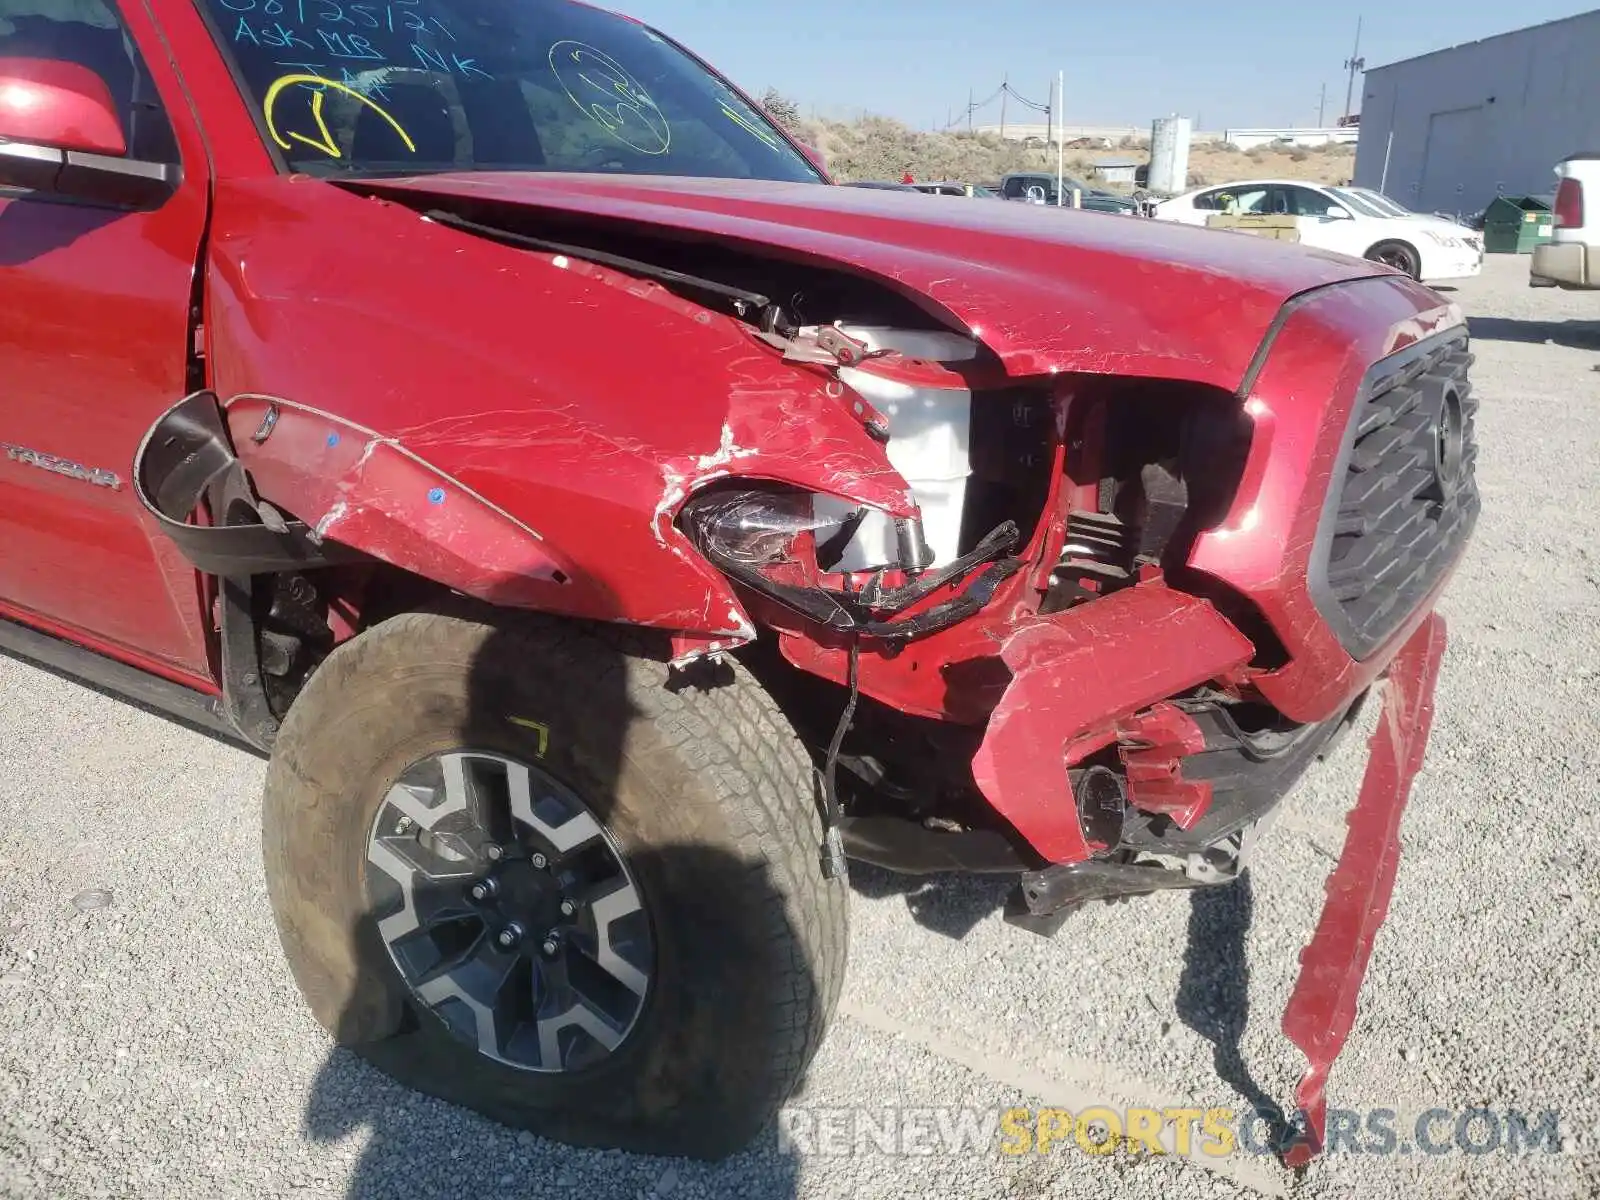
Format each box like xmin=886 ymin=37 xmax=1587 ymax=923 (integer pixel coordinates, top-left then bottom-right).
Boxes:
xmin=1309 ymin=332 xmax=1480 ymax=659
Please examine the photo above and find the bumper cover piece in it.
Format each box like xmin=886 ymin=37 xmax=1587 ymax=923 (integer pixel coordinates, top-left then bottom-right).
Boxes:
xmin=1280 ymin=611 xmax=1447 ymax=1167
xmin=971 ymin=584 xmax=1255 ymax=864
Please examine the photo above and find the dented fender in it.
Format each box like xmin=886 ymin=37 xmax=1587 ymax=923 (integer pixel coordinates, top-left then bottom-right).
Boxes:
xmin=225 ymin=393 xmax=587 ymax=608
xmin=196 ymin=178 xmax=918 ymax=642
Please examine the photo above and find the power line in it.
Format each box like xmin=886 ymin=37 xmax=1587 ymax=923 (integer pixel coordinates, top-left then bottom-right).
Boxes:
xmin=942 ymin=79 xmax=1050 ymax=130
xmin=1001 ymin=82 xmax=1050 ymax=114
xmin=941 ymin=83 xmax=1003 ymax=129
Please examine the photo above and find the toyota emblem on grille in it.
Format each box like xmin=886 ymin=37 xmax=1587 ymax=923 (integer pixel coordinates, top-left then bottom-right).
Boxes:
xmin=1429 ymin=385 xmax=1466 ymax=501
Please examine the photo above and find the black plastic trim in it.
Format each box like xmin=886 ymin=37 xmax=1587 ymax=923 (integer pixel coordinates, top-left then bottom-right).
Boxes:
xmin=133 ymin=391 xmax=365 ymax=577
xmin=0 ymin=616 xmax=252 ymax=750
xmin=838 ymin=815 xmax=1029 ymax=875
xmin=1305 ymin=328 xmax=1479 ymax=660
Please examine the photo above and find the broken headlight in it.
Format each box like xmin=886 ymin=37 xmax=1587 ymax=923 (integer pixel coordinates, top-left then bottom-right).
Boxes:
xmin=679 ymin=485 xmax=1023 ymax=639
xmin=680 ymin=486 xmax=915 ymax=629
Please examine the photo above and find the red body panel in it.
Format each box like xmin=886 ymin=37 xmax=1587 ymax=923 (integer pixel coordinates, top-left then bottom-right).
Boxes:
xmin=1190 ymin=284 xmax=1465 ymax=722
xmin=0 ymin=0 xmax=216 ymax=682
xmin=0 ymin=57 xmax=126 ymax=154
xmin=361 ymin=171 xmax=1393 ymax=391
xmin=1281 ymin=612 xmax=1447 ymax=1166
xmin=203 ymin=178 xmax=916 ymax=637
xmin=970 ymin=584 xmax=1254 ymax=864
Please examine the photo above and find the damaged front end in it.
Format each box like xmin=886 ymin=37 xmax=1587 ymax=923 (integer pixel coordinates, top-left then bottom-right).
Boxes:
xmin=661 ymin=281 xmax=1476 ymax=1167
xmin=195 ymin=176 xmax=1473 ymax=1165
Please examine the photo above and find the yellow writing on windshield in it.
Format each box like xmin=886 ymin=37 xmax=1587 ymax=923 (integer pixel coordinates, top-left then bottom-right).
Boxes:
xmin=719 ymin=102 xmax=781 ymax=152
xmin=262 ymin=73 xmax=417 ymax=159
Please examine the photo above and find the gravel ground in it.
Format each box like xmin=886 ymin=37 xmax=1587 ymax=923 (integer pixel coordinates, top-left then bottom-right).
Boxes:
xmin=2 ymin=253 xmax=1598 ymax=1200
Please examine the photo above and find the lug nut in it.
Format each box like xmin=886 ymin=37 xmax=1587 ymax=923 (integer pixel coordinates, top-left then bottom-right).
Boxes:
xmin=530 ymin=852 xmax=548 ymax=870
xmin=559 ymin=898 xmax=578 ymax=917
xmin=540 ymin=933 xmax=561 ymax=957
xmin=394 ymin=816 xmax=414 ymax=835
xmin=484 ymin=844 xmax=504 ymax=862
xmin=496 ymin=923 xmax=524 ymax=950
xmin=469 ymin=879 xmax=498 ymax=902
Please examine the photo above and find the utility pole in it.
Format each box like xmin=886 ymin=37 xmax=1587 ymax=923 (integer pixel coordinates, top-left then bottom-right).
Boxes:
xmin=1055 ymin=70 xmax=1065 ymax=206
xmin=1318 ymin=82 xmax=1327 ymax=127
xmin=968 ymin=87 xmax=974 ymax=133
xmin=1045 ymin=77 xmax=1053 ymax=150
xmin=1000 ymin=73 xmax=1008 ymax=141
xmin=1342 ymin=17 xmax=1365 ymax=123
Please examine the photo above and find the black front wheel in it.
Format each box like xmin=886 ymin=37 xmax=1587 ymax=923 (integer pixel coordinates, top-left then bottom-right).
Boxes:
xmin=1365 ymin=240 xmax=1422 ymax=280
xmin=261 ymin=605 xmax=848 ymax=1159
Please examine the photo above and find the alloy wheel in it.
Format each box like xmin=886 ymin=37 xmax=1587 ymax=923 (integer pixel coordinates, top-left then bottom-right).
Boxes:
xmin=365 ymin=750 xmax=653 ymax=1073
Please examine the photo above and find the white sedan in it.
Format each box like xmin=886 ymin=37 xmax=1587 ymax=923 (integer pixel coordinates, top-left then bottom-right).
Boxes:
xmin=1152 ymin=179 xmax=1484 ymax=283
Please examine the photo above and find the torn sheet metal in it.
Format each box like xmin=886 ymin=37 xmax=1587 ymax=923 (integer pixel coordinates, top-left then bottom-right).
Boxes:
xmin=1279 ymin=611 xmax=1447 ymax=1167
xmin=355 ymin=172 xmax=1443 ymax=393
xmin=1114 ymin=703 xmax=1214 ymax=830
xmin=970 ymin=584 xmax=1254 ymax=864
xmin=224 ymin=394 xmax=575 ymax=609
xmin=202 ymin=177 xmax=916 ymax=641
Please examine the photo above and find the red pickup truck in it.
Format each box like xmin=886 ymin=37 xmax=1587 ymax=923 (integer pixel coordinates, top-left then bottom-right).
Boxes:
xmin=0 ymin=0 xmax=1476 ymax=1166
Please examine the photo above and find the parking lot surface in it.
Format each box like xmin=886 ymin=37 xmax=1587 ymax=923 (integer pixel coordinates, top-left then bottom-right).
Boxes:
xmin=2 ymin=253 xmax=1598 ymax=1200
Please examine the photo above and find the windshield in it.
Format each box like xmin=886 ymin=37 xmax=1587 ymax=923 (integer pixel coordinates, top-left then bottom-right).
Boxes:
xmin=1336 ymin=186 xmax=1410 ymax=217
xmin=1355 ymin=188 xmax=1413 ymax=216
xmin=195 ymin=0 xmax=823 ymax=182
xmin=1006 ymin=175 xmax=1091 ymax=202
xmin=1328 ymin=187 xmax=1391 ymax=219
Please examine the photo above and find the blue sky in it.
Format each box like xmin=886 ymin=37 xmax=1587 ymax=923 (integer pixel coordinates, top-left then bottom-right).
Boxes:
xmin=620 ymin=0 xmax=1597 ymax=130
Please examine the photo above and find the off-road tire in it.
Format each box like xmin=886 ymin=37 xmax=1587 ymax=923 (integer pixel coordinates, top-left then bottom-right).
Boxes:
xmin=261 ymin=605 xmax=848 ymax=1159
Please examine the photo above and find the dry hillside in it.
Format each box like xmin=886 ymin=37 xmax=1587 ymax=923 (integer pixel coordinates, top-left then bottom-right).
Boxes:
xmin=758 ymin=93 xmax=1354 ymax=191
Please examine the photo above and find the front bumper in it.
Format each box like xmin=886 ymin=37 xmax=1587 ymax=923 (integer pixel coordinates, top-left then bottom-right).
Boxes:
xmin=1530 ymin=240 xmax=1600 ymax=289
xmin=1422 ymin=248 xmax=1483 ymax=282
xmin=962 ymin=285 xmax=1468 ymax=1166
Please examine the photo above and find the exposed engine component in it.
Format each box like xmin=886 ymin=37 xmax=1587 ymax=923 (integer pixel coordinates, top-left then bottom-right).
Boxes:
xmin=1044 ymin=509 xmax=1138 ymax=609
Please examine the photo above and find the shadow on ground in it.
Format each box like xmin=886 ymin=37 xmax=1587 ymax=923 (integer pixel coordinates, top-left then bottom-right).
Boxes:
xmin=1466 ymin=316 xmax=1600 ymax=351
xmin=851 ymin=860 xmax=1291 ymax=1146
xmin=847 ymin=862 xmax=1012 ymax=940
xmin=304 ymin=1053 xmax=803 ymax=1200
xmin=1174 ymin=872 xmax=1293 ymax=1151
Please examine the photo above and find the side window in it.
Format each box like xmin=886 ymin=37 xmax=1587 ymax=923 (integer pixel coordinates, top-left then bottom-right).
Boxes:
xmin=1286 ymin=186 xmax=1337 ymax=217
xmin=1002 ymin=178 xmax=1025 ymax=199
xmin=1232 ymin=188 xmax=1268 ymax=214
xmin=0 ymin=0 xmax=178 ymax=161
xmin=1199 ymin=187 xmax=1267 ymax=214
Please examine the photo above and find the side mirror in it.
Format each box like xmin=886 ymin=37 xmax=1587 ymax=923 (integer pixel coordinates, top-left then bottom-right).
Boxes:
xmin=1323 ymin=205 xmax=1352 ymax=220
xmin=0 ymin=57 xmax=177 ymax=208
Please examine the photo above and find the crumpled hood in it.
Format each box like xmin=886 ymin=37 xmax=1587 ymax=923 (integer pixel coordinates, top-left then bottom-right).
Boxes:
xmin=359 ymin=172 xmax=1393 ymax=392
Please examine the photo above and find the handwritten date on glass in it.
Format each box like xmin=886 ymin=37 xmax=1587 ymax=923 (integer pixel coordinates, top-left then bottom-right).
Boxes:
xmin=221 ymin=0 xmax=452 ymax=40
xmin=262 ymin=73 xmax=416 ymax=158
xmin=548 ymin=40 xmax=670 ymax=157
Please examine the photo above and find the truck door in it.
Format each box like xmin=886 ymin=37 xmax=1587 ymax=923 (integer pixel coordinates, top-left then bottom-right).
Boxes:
xmin=0 ymin=0 xmax=214 ymax=684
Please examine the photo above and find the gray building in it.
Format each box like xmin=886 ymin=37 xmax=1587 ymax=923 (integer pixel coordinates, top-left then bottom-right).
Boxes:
xmin=1354 ymin=9 xmax=1600 ymax=218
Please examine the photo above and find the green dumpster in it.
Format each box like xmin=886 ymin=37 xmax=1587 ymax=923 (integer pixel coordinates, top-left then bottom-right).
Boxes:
xmin=1482 ymin=195 xmax=1555 ymax=254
